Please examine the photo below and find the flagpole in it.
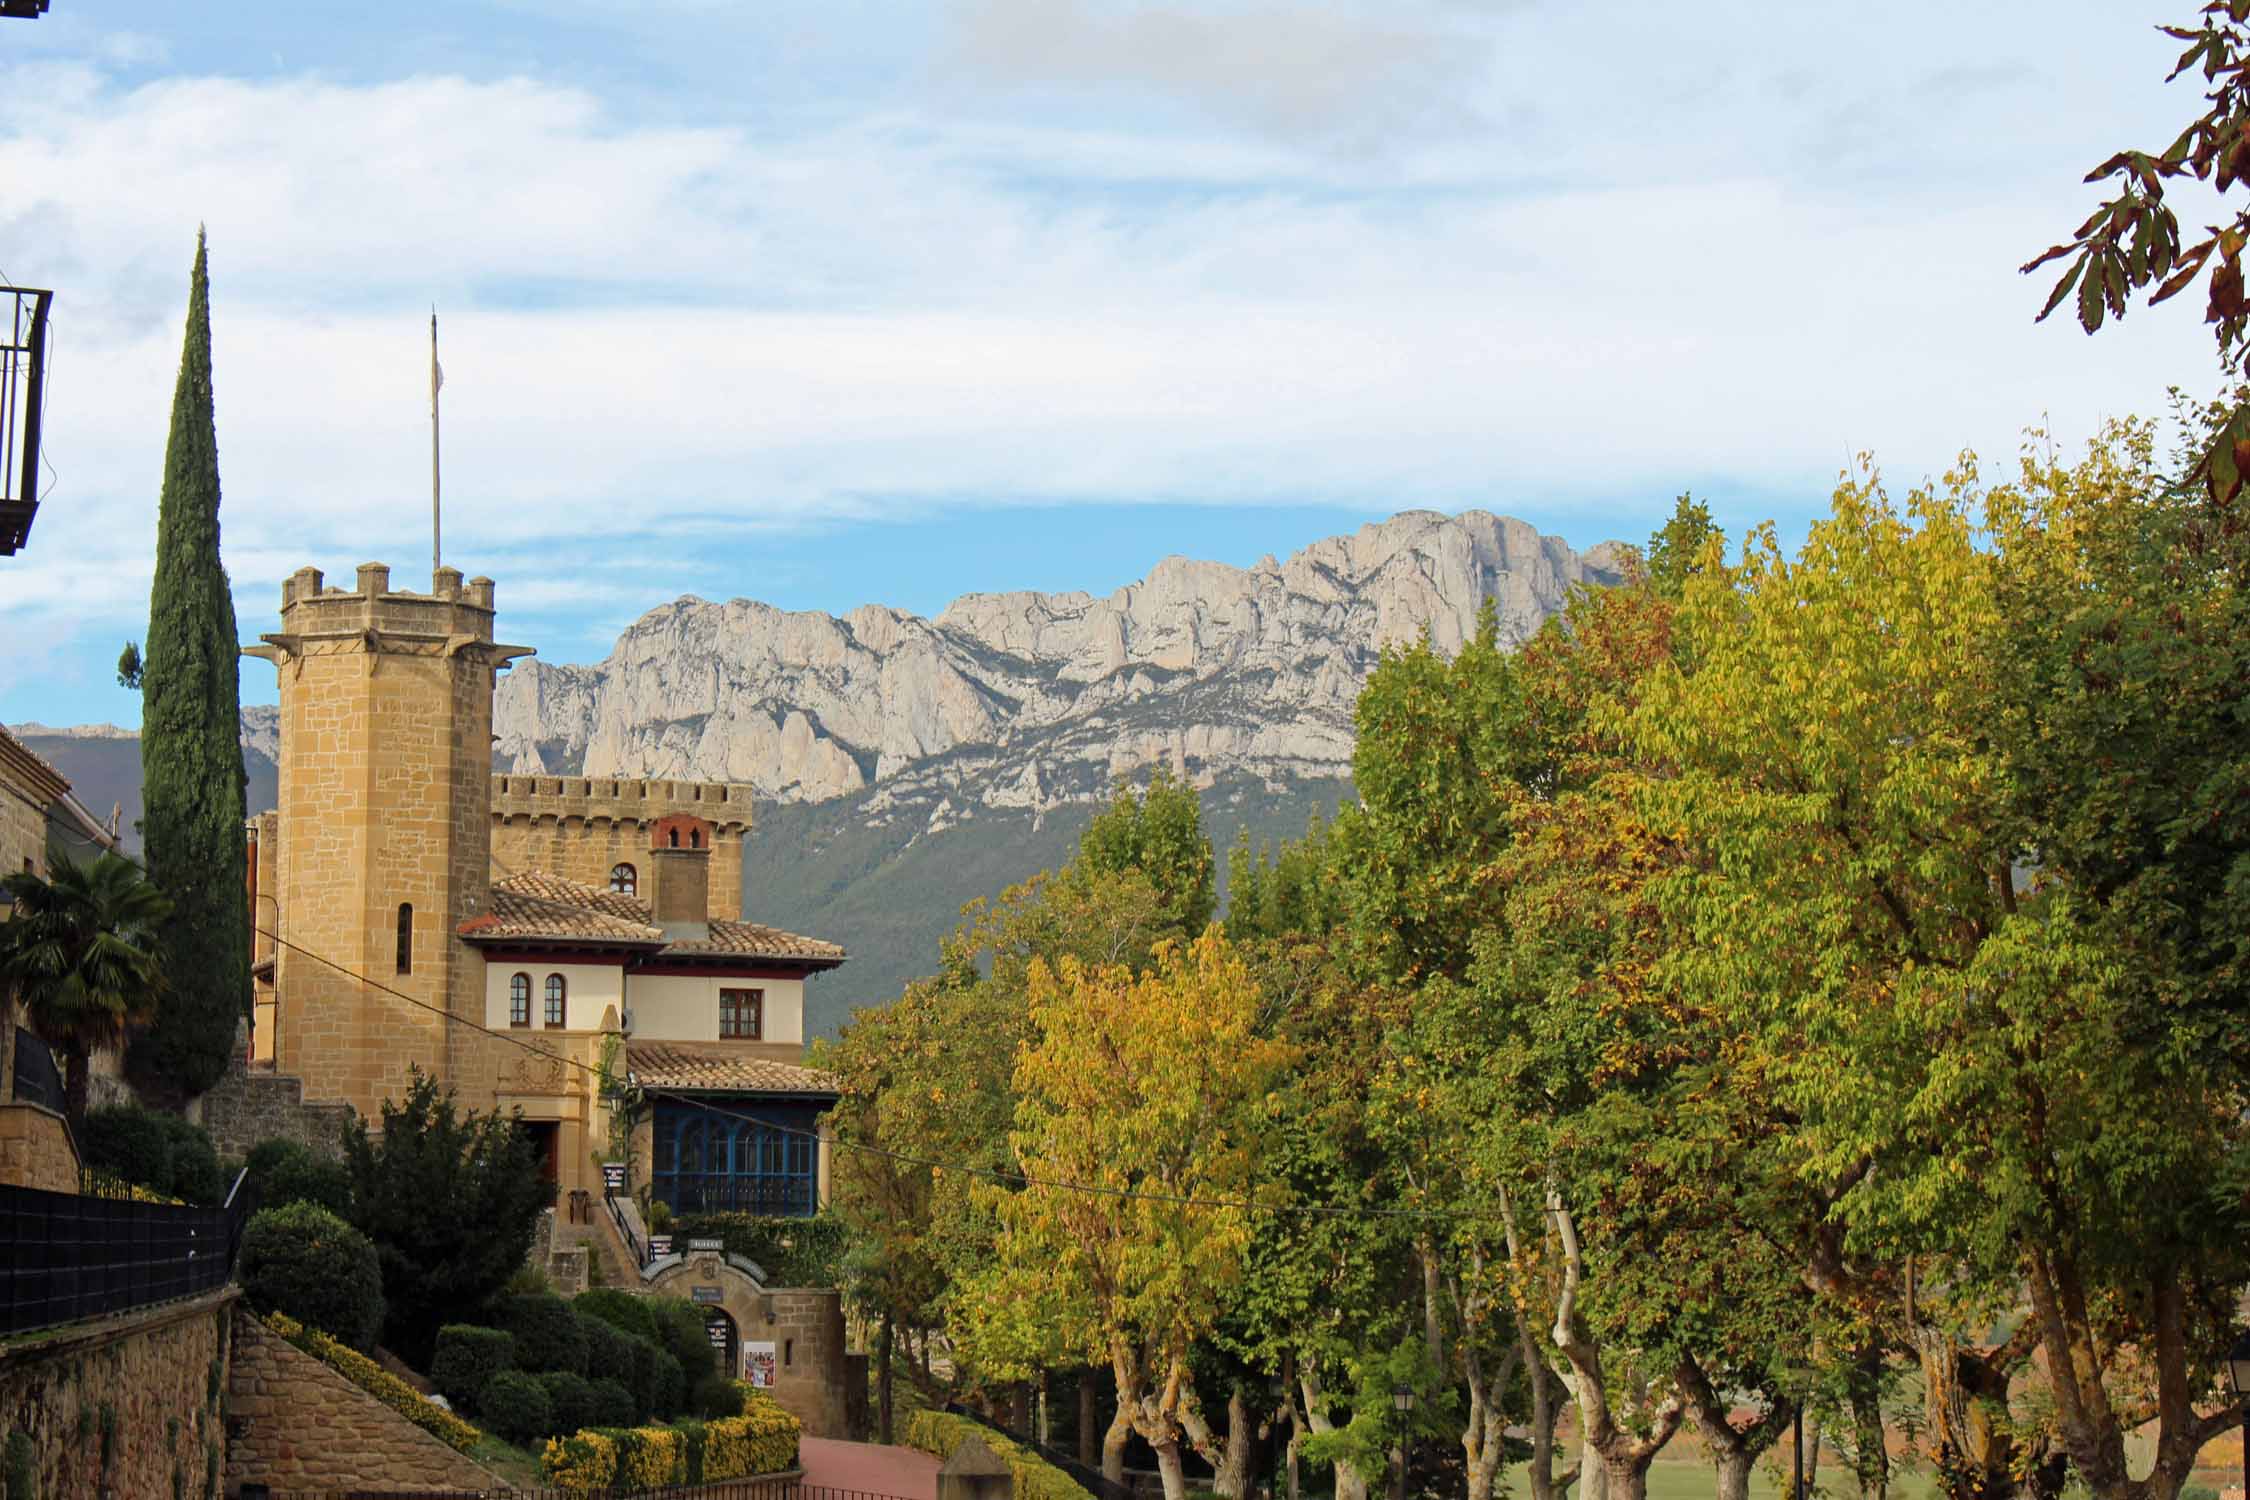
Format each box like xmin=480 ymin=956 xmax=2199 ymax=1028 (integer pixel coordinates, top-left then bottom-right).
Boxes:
xmin=430 ymin=308 xmax=442 ymax=577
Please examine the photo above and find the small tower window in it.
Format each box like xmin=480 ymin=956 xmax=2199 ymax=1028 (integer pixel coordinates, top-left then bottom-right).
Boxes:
xmin=395 ymin=903 xmax=413 ymax=975
xmin=609 ymin=862 xmax=638 ymax=897
xmin=509 ymin=973 xmax=531 ymax=1028
xmin=545 ymin=974 xmax=567 ymax=1029
xmin=668 ymin=827 xmax=681 ymax=848
xmin=690 ymin=828 xmax=703 ymax=849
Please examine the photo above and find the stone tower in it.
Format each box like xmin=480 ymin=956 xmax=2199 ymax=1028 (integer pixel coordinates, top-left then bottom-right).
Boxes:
xmin=242 ymin=563 xmax=531 ymax=1122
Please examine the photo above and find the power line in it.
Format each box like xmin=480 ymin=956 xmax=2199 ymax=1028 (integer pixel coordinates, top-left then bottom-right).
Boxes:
xmin=252 ymin=923 xmax=1475 ymax=1224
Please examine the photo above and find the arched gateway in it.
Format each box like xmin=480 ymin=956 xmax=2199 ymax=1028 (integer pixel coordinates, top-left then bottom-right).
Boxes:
xmin=641 ymin=1248 xmax=851 ymax=1438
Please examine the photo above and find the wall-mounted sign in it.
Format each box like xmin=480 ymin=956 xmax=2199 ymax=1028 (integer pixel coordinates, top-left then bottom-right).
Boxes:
xmin=649 ymin=1234 xmax=673 ymax=1258
xmin=743 ymin=1340 xmax=777 ymax=1388
xmin=601 ymin=1162 xmax=625 ymax=1193
xmin=687 ymin=1237 xmax=725 ymax=1252
xmin=708 ymin=1319 xmax=731 ymax=1351
xmin=691 ymin=1285 xmax=723 ymax=1304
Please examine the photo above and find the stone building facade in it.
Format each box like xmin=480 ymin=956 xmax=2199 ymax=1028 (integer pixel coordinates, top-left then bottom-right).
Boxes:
xmin=240 ymin=563 xmax=846 ymax=1210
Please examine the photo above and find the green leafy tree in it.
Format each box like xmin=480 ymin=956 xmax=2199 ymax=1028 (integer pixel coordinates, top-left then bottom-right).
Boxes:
xmin=1077 ymin=765 xmax=1218 ymax=936
xmin=0 ymin=848 xmax=169 ymax=1122
xmin=344 ymin=1069 xmax=553 ymax=1365
xmin=132 ymin=229 xmax=251 ymax=1101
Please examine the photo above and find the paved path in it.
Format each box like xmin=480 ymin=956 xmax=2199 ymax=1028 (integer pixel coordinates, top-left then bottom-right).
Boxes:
xmin=799 ymin=1436 xmax=942 ymax=1499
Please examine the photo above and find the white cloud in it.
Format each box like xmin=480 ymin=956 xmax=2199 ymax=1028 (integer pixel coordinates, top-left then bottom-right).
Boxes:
xmin=0 ymin=3 xmax=2230 ymax=721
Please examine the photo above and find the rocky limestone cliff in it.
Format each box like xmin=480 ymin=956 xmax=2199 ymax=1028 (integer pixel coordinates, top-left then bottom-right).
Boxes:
xmin=493 ymin=509 xmax=1626 ymax=833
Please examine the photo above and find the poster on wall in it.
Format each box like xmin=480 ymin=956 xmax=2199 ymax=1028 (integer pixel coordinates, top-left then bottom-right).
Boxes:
xmin=743 ymin=1341 xmax=778 ymax=1388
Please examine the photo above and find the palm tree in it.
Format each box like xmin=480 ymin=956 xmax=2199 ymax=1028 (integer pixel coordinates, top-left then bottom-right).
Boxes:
xmin=0 ymin=848 xmax=170 ymax=1122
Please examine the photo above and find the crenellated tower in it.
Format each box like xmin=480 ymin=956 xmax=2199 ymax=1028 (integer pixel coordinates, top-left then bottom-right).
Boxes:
xmin=489 ymin=776 xmax=751 ymax=920
xmin=242 ymin=563 xmax=531 ymax=1119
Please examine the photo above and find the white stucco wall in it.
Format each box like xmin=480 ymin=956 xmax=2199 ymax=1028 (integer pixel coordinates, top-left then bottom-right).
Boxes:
xmin=624 ymin=973 xmax=805 ymax=1045
xmin=482 ymin=959 xmax=626 ymax=1033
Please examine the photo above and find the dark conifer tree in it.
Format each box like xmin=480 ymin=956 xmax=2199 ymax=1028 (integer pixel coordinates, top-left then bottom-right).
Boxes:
xmin=130 ymin=229 xmax=250 ymax=1100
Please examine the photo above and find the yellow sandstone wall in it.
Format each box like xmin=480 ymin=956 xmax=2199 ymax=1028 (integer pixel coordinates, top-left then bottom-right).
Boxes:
xmin=0 ymin=1100 xmax=78 ymax=1191
xmin=243 ymin=563 xmax=529 ymax=1123
xmin=490 ymin=775 xmax=751 ymax=920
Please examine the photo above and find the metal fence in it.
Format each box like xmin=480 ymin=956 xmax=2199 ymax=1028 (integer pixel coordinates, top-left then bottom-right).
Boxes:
xmin=0 ymin=1166 xmax=257 ymax=1335
xmin=8 ymin=1026 xmax=66 ymax=1115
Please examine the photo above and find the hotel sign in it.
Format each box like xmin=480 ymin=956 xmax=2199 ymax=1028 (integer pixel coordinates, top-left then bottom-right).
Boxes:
xmin=692 ymin=1286 xmax=723 ymax=1304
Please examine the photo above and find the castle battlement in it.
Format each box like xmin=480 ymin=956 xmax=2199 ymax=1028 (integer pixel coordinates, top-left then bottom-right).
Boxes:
xmin=491 ymin=776 xmax=754 ymax=834
xmin=271 ymin=562 xmax=501 ymax=644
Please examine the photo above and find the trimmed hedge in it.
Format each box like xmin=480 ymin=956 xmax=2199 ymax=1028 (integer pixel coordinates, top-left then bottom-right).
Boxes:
xmin=262 ymin=1312 xmax=480 ymax=1453
xmin=246 ymin=1137 xmax=352 ymax=1216
xmin=240 ymin=1202 xmax=385 ymax=1352
xmin=481 ymin=1369 xmax=555 ymax=1447
xmin=539 ymin=1390 xmax=802 ymax=1492
xmin=158 ymin=1114 xmax=226 ymax=1205
xmin=430 ymin=1324 xmax=515 ymax=1412
xmin=80 ymin=1105 xmax=175 ymax=1193
xmin=570 ymin=1288 xmax=657 ymax=1343
xmin=692 ymin=1374 xmax=745 ymax=1419
xmin=499 ymin=1293 xmax=588 ymax=1375
xmin=903 ymin=1409 xmax=1094 ymax=1500
xmin=577 ymin=1312 xmax=633 ymax=1388
xmin=622 ymin=1333 xmax=662 ymax=1421
xmin=589 ymin=1378 xmax=637 ymax=1429
xmin=538 ymin=1371 xmax=598 ymax=1437
xmin=645 ymin=1295 xmax=718 ymax=1388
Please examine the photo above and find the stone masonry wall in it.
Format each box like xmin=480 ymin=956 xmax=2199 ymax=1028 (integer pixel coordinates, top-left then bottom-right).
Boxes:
xmin=0 ymin=1286 xmax=234 ymax=1500
xmin=490 ymin=774 xmax=750 ymax=921
xmin=763 ymin=1288 xmax=851 ymax=1441
xmin=0 ymin=1100 xmax=78 ymax=1191
xmin=198 ymin=1045 xmax=356 ymax=1163
xmin=225 ymin=1308 xmax=505 ymax=1493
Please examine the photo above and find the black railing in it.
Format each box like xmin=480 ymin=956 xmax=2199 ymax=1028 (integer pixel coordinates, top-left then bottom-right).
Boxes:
xmin=0 ymin=285 xmax=53 ymax=556
xmin=9 ymin=1026 xmax=66 ymax=1115
xmin=0 ymin=1166 xmax=256 ymax=1335
xmin=654 ymin=1175 xmax=818 ymax=1218
xmin=610 ymin=1181 xmax=650 ymax=1268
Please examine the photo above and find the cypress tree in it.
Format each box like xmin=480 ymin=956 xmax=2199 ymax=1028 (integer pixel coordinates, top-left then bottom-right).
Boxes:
xmin=130 ymin=229 xmax=250 ymax=1101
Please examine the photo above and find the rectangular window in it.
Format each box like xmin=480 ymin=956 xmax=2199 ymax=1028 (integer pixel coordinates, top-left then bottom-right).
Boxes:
xmin=719 ymin=988 xmax=763 ymax=1040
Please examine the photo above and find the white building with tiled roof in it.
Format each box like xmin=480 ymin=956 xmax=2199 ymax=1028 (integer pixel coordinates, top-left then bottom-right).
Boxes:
xmin=235 ymin=562 xmax=848 ymax=1221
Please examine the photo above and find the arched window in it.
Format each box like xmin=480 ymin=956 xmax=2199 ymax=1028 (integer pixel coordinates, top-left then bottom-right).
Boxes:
xmin=667 ymin=827 xmax=681 ymax=848
xmin=690 ymin=828 xmax=703 ymax=849
xmin=544 ymin=973 xmax=567 ymax=1029
xmin=509 ymin=973 xmax=531 ymax=1028
xmin=395 ymin=903 xmax=413 ymax=975
xmin=609 ymin=862 xmax=637 ymax=896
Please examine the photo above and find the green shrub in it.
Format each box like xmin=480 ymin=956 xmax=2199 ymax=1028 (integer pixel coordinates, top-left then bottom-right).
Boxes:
xmin=430 ymin=1325 xmax=515 ymax=1412
xmin=589 ymin=1377 xmax=637 ymax=1428
xmin=480 ymin=1369 xmax=553 ymax=1447
xmin=671 ymin=1211 xmax=849 ymax=1288
xmin=651 ymin=1348 xmax=686 ymax=1422
xmin=576 ymin=1308 xmax=634 ymax=1385
xmin=535 ymin=1396 xmax=801 ymax=1488
xmin=537 ymin=1371 xmax=598 ymax=1438
xmin=622 ymin=1334 xmax=662 ymax=1421
xmin=644 ymin=1295 xmax=717 ymax=1389
xmin=245 ymin=1138 xmax=352 ymax=1216
xmin=571 ymin=1288 xmax=658 ymax=1343
xmin=80 ymin=1105 xmax=174 ymax=1194
xmin=239 ymin=1202 xmax=384 ymax=1351
xmin=692 ymin=1374 xmax=744 ymax=1419
xmin=157 ymin=1114 xmax=225 ymax=1205
xmin=4 ymin=1429 xmax=33 ymax=1500
xmin=499 ymin=1293 xmax=588 ymax=1375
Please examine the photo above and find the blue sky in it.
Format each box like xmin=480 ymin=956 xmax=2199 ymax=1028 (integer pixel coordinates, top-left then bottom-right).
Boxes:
xmin=0 ymin=1 xmax=2229 ymax=727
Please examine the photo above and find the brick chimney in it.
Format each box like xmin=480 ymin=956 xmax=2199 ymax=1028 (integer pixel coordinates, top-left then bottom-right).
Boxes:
xmin=648 ymin=813 xmax=714 ymax=933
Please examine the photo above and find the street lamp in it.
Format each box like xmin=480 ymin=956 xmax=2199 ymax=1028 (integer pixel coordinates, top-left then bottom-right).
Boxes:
xmin=1391 ymin=1385 xmax=1416 ymax=1500
xmin=2224 ymin=1332 xmax=2250 ymax=1500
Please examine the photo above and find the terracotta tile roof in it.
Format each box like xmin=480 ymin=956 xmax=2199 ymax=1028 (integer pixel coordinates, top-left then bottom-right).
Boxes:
xmin=459 ymin=872 xmax=665 ymax=945
xmin=460 ymin=872 xmax=845 ymax=966
xmin=627 ymin=1042 xmax=840 ymax=1096
xmin=664 ymin=918 xmax=845 ymax=965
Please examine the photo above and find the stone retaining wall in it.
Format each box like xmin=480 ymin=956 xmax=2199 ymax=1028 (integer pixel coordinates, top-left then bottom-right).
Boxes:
xmin=0 ymin=1099 xmax=78 ymax=1191
xmin=197 ymin=1050 xmax=355 ymax=1163
xmin=225 ymin=1308 xmax=504 ymax=1493
xmin=0 ymin=1285 xmax=234 ymax=1500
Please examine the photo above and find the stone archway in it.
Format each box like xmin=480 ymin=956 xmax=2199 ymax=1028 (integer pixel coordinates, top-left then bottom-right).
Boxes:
xmin=646 ymin=1251 xmax=767 ymax=1387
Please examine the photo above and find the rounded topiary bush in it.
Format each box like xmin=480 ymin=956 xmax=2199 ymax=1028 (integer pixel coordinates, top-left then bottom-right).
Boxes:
xmin=239 ymin=1202 xmax=384 ymax=1351
xmin=621 ymin=1333 xmax=663 ymax=1421
xmin=80 ymin=1104 xmax=174 ymax=1194
xmin=576 ymin=1309 xmax=633 ymax=1383
xmin=650 ymin=1348 xmax=686 ymax=1422
xmin=646 ymin=1295 xmax=717 ymax=1388
xmin=245 ymin=1138 xmax=353 ymax=1217
xmin=158 ymin=1113 xmax=225 ymax=1205
xmin=693 ymin=1374 xmax=745 ymax=1420
xmin=499 ymin=1293 xmax=588 ymax=1375
xmin=430 ymin=1324 xmax=516 ymax=1412
xmin=571 ymin=1287 xmax=658 ymax=1343
xmin=536 ymin=1370 xmax=597 ymax=1437
xmin=479 ymin=1369 xmax=554 ymax=1446
xmin=588 ymin=1376 xmax=637 ymax=1429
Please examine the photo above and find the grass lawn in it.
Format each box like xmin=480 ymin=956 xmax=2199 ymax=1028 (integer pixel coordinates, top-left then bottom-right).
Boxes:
xmin=468 ymin=1435 xmax=546 ymax=1487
